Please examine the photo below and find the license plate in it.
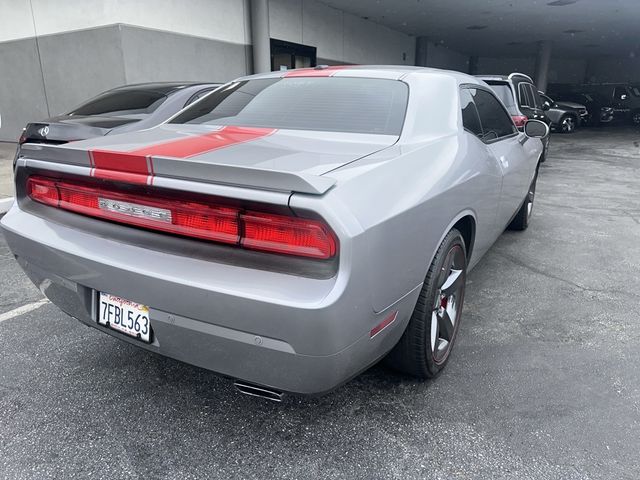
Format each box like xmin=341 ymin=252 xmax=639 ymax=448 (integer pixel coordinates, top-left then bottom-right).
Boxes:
xmin=98 ymin=293 xmax=151 ymax=343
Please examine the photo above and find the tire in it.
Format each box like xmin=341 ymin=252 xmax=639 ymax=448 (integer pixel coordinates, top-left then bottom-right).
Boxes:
xmin=559 ymin=115 xmax=577 ymax=133
xmin=386 ymin=229 xmax=467 ymax=378
xmin=508 ymin=169 xmax=538 ymax=231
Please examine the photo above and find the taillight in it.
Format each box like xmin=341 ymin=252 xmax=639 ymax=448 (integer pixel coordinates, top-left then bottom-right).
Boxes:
xmin=26 ymin=176 xmax=337 ymax=260
xmin=26 ymin=177 xmax=59 ymax=206
xmin=242 ymin=212 xmax=336 ymax=259
xmin=512 ymin=115 xmax=528 ymax=128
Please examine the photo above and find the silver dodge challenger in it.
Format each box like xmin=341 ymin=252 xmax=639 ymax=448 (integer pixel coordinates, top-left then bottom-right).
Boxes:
xmin=2 ymin=66 xmax=548 ymax=399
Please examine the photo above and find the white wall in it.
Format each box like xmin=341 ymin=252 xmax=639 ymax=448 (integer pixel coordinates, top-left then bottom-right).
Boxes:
xmin=0 ymin=0 xmax=35 ymax=42
xmin=0 ymin=0 xmax=248 ymax=44
xmin=269 ymin=0 xmax=415 ymax=65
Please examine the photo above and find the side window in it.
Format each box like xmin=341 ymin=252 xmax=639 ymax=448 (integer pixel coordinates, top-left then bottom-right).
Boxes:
xmin=614 ymin=86 xmax=628 ymax=101
xmin=530 ymin=86 xmax=543 ymax=109
xmin=469 ymin=88 xmax=517 ymax=141
xmin=184 ymin=88 xmax=217 ymax=107
xmin=460 ymin=89 xmax=483 ymax=137
xmin=518 ymin=83 xmax=532 ymax=107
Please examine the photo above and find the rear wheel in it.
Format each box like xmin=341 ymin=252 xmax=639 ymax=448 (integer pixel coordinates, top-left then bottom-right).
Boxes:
xmin=386 ymin=229 xmax=467 ymax=378
xmin=508 ymin=169 xmax=538 ymax=231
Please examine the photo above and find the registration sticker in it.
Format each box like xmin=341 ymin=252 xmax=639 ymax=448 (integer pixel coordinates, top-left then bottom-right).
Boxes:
xmin=98 ymin=293 xmax=151 ymax=343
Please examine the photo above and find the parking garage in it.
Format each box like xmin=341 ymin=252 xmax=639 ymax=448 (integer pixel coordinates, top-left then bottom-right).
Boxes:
xmin=0 ymin=1 xmax=639 ymax=478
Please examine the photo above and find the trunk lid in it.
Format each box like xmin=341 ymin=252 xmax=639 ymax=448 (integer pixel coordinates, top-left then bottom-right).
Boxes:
xmin=18 ymin=124 xmax=398 ymax=195
xmin=21 ymin=116 xmax=141 ymax=144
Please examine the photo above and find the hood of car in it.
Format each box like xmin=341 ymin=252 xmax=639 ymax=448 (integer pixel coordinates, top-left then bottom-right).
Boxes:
xmin=554 ymin=101 xmax=586 ymax=110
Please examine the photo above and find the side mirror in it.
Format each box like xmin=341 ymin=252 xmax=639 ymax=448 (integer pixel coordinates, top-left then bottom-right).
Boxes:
xmin=542 ymin=101 xmax=551 ymax=111
xmin=524 ymin=119 xmax=549 ymax=138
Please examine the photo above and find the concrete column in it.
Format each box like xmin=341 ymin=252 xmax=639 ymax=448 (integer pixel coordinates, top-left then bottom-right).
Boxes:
xmin=415 ymin=36 xmax=429 ymax=67
xmin=250 ymin=0 xmax=271 ymax=73
xmin=534 ymin=40 xmax=552 ymax=92
xmin=468 ymin=56 xmax=479 ymax=75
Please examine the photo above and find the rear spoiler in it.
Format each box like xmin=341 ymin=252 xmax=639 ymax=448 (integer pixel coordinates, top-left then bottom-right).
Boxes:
xmin=17 ymin=143 xmax=336 ymax=195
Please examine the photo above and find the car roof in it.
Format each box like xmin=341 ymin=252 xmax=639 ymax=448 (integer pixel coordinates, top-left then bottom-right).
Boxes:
xmin=237 ymin=65 xmax=485 ymax=85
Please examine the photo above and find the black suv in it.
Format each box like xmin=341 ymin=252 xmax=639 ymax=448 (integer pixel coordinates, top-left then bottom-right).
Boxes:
xmin=477 ymin=73 xmax=551 ymax=160
xmin=551 ymin=84 xmax=640 ymax=125
xmin=588 ymin=84 xmax=640 ymax=125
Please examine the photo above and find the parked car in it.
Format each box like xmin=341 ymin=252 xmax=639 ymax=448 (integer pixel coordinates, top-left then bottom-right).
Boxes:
xmin=554 ymin=92 xmax=615 ymax=125
xmin=477 ymin=73 xmax=551 ymax=160
xmin=538 ymin=91 xmax=588 ymax=133
xmin=3 ymin=66 xmax=548 ymax=398
xmin=588 ymin=84 xmax=640 ymax=125
xmin=17 ymin=82 xmax=221 ymax=146
xmin=551 ymin=84 xmax=640 ymax=125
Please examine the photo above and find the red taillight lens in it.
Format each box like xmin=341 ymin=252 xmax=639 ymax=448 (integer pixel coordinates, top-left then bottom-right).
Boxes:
xmin=512 ymin=115 xmax=528 ymax=128
xmin=172 ymin=204 xmax=239 ymax=243
xmin=26 ymin=177 xmax=59 ymax=206
xmin=242 ymin=212 xmax=337 ymax=259
xmin=26 ymin=176 xmax=337 ymax=260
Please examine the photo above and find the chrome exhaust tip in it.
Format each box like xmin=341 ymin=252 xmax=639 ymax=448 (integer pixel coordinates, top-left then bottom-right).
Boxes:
xmin=234 ymin=380 xmax=284 ymax=402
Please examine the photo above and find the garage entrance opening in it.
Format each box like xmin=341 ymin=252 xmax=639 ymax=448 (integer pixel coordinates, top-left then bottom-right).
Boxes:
xmin=270 ymin=39 xmax=317 ymax=71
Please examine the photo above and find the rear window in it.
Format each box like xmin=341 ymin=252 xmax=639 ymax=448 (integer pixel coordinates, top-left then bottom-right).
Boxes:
xmin=171 ymin=77 xmax=408 ymax=135
xmin=484 ymin=82 xmax=519 ymax=115
xmin=69 ymin=90 xmax=168 ymax=116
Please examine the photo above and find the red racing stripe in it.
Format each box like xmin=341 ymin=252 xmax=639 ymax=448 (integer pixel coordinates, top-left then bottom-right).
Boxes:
xmin=283 ymin=66 xmax=351 ymax=77
xmin=87 ymin=126 xmax=275 ymax=185
xmin=90 ymin=150 xmax=150 ymax=185
xmin=129 ymin=126 xmax=276 ymax=158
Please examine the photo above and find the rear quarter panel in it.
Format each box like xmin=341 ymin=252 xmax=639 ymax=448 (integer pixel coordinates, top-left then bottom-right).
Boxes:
xmin=291 ymin=71 xmax=504 ymax=313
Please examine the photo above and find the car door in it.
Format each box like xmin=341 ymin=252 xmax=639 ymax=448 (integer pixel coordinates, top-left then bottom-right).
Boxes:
xmin=530 ymin=87 xmax=552 ymax=126
xmin=612 ymin=86 xmax=632 ymax=121
xmin=469 ymin=87 xmax=533 ymax=228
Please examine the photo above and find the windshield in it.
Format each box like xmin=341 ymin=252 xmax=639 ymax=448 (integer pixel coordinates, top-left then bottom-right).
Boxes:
xmin=171 ymin=77 xmax=408 ymax=135
xmin=69 ymin=90 xmax=168 ymax=116
xmin=484 ymin=82 xmax=519 ymax=115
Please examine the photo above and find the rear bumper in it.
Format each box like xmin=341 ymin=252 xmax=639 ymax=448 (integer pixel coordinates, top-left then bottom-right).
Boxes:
xmin=1 ymin=205 xmax=419 ymax=395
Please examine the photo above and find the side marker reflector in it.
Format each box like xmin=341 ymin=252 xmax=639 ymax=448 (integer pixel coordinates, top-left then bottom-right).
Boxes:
xmin=370 ymin=311 xmax=398 ymax=338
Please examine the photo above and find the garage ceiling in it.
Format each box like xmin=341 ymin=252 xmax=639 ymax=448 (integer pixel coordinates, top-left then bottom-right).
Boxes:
xmin=319 ymin=0 xmax=640 ymax=58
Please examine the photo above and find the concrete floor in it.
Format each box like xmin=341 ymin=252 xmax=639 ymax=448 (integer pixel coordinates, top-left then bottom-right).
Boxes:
xmin=1 ymin=127 xmax=639 ymax=479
